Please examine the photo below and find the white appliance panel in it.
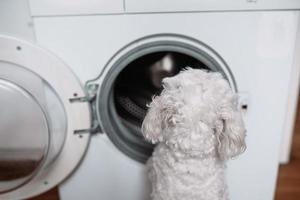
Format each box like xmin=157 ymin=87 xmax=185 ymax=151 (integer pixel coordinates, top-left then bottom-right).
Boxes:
xmin=0 ymin=0 xmax=35 ymax=41
xmin=125 ymin=0 xmax=300 ymax=13
xmin=29 ymin=0 xmax=124 ymax=16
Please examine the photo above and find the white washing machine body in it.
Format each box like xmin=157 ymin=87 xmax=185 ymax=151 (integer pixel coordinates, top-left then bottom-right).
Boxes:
xmin=1 ymin=1 xmax=300 ymax=200
xmin=34 ymin=11 xmax=300 ymax=200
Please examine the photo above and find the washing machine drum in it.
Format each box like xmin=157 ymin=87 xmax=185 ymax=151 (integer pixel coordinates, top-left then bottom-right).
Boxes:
xmin=0 ymin=35 xmax=236 ymax=199
xmin=99 ymin=42 xmax=235 ymax=163
xmin=115 ymin=52 xmax=209 ymax=124
xmin=113 ymin=52 xmax=210 ymax=144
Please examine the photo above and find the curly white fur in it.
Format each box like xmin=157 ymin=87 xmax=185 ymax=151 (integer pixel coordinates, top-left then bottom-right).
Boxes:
xmin=142 ymin=68 xmax=246 ymax=200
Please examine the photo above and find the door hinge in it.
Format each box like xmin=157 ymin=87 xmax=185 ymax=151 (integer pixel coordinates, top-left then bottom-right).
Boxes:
xmin=69 ymin=84 xmax=99 ymax=103
xmin=69 ymin=84 xmax=103 ymax=135
xmin=74 ymin=124 xmax=101 ymax=135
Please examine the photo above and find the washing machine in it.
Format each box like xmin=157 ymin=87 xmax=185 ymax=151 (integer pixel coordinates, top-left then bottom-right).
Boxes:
xmin=1 ymin=0 xmax=300 ymax=200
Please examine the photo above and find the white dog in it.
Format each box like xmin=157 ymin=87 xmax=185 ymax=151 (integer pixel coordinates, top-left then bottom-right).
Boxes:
xmin=142 ymin=68 xmax=246 ymax=200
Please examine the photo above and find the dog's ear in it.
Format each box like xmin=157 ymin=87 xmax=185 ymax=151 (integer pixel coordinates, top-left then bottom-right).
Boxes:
xmin=142 ymin=92 xmax=174 ymax=144
xmin=215 ymin=93 xmax=247 ymax=160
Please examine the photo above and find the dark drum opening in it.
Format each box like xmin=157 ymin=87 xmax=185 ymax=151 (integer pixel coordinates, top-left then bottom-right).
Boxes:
xmin=113 ymin=51 xmax=210 ymax=162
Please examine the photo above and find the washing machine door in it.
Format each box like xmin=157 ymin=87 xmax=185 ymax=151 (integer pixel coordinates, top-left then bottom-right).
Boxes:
xmin=0 ymin=36 xmax=91 ymax=200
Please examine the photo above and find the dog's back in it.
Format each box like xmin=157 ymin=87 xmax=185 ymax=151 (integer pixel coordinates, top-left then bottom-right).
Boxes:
xmin=142 ymin=68 xmax=246 ymax=200
xmin=148 ymin=143 xmax=229 ymax=200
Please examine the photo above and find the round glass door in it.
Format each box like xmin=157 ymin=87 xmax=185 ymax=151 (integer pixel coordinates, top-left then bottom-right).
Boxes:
xmin=0 ymin=79 xmax=49 ymax=193
xmin=0 ymin=36 xmax=90 ymax=199
xmin=0 ymin=62 xmax=68 ymax=193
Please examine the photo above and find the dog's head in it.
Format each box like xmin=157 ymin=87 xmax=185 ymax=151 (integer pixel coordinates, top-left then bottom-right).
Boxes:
xmin=142 ymin=68 xmax=246 ymax=160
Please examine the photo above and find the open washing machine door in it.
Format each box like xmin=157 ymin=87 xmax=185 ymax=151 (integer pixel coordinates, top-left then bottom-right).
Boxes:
xmin=0 ymin=36 xmax=91 ymax=200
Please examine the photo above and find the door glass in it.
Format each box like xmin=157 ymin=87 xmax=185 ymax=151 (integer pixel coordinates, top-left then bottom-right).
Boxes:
xmin=0 ymin=62 xmax=68 ymax=193
xmin=0 ymin=79 xmax=49 ymax=193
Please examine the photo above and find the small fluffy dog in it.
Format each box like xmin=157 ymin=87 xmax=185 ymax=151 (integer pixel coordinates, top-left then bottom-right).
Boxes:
xmin=142 ymin=68 xmax=246 ymax=200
